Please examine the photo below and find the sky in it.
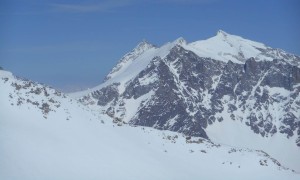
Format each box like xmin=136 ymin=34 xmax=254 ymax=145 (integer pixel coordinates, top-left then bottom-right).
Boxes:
xmin=0 ymin=0 xmax=299 ymax=92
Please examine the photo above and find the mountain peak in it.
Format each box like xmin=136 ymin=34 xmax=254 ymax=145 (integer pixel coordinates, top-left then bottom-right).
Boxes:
xmin=216 ymin=29 xmax=229 ymax=37
xmin=134 ymin=39 xmax=155 ymax=52
xmin=173 ymin=37 xmax=187 ymax=45
xmin=103 ymin=39 xmax=155 ymax=82
xmin=188 ymin=30 xmax=276 ymax=64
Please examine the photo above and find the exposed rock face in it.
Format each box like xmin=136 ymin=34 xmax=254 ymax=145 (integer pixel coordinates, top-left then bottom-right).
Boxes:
xmin=0 ymin=71 xmax=70 ymax=119
xmin=75 ymin=31 xmax=300 ymax=146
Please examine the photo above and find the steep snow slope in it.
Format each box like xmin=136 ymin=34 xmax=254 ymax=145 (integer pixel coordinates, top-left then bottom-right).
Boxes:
xmin=70 ymin=37 xmax=188 ymax=98
xmin=1 ymin=71 xmax=300 ymax=179
xmin=104 ymin=40 xmax=156 ymax=81
xmin=187 ymin=30 xmax=300 ymax=66
xmin=206 ymin=115 xmax=300 ymax=174
xmin=187 ymin=30 xmax=268 ymax=63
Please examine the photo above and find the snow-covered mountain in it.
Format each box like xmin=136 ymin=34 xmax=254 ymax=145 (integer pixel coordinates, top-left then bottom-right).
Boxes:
xmin=70 ymin=30 xmax=300 ymax=172
xmin=2 ymin=70 xmax=299 ymax=179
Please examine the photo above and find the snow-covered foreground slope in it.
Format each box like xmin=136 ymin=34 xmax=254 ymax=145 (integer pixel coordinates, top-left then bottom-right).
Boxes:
xmin=206 ymin=117 xmax=300 ymax=174
xmin=1 ymin=71 xmax=300 ymax=179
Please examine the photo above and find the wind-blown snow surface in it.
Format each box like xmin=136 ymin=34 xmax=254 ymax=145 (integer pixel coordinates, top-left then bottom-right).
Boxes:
xmin=205 ymin=117 xmax=300 ymax=173
xmin=187 ymin=30 xmax=300 ymax=66
xmin=1 ymin=70 xmax=300 ymax=179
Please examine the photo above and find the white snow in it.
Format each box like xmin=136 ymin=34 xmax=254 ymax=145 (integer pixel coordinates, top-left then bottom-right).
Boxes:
xmin=206 ymin=110 xmax=300 ymax=172
xmin=185 ymin=30 xmax=269 ymax=63
xmin=138 ymin=71 xmax=158 ymax=86
xmin=1 ymin=70 xmax=300 ymax=179
xmin=122 ymin=90 xmax=155 ymax=122
xmin=69 ymin=38 xmax=187 ymax=98
xmin=105 ymin=41 xmax=156 ymax=81
xmin=67 ymin=30 xmax=300 ymax=175
xmin=166 ymin=115 xmax=179 ymax=126
xmin=0 ymin=70 xmax=13 ymax=79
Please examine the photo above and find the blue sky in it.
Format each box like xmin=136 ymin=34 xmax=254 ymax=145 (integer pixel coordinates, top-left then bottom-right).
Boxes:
xmin=1 ymin=0 xmax=299 ymax=92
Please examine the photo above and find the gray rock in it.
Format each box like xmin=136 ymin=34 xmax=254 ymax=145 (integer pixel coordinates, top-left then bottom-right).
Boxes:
xmin=80 ymin=44 xmax=300 ymax=146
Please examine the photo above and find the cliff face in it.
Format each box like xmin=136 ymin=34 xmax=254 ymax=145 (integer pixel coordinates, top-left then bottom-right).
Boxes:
xmin=84 ymin=46 xmax=300 ymax=146
xmin=70 ymin=31 xmax=300 ymax=171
